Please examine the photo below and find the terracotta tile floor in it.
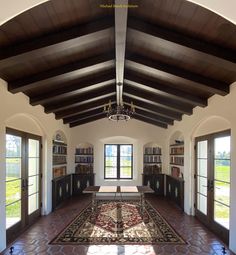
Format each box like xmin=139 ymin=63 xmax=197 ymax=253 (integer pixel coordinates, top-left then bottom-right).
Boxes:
xmin=2 ymin=194 xmax=235 ymax=255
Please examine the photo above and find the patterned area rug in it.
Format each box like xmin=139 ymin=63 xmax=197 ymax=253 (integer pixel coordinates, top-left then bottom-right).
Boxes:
xmin=50 ymin=200 xmax=186 ymax=245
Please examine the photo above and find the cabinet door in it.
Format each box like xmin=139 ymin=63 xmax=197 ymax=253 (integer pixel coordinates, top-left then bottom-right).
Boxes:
xmin=142 ymin=174 xmax=153 ymax=187
xmin=153 ymin=174 xmax=164 ymax=195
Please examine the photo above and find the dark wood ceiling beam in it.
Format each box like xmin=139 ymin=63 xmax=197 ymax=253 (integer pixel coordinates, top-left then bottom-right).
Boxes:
xmin=9 ymin=53 xmax=115 ymax=93
xmin=0 ymin=17 xmax=114 ymax=68
xmin=63 ymin=105 xmax=115 ymax=124
xmin=44 ymin=86 xmax=116 ymax=113
xmin=133 ymin=114 xmax=168 ymax=128
xmin=128 ymin=17 xmax=236 ymax=64
xmin=124 ymin=102 xmax=173 ymax=125
xmin=126 ymin=56 xmax=229 ymax=96
xmin=55 ymin=96 xmax=116 ymax=120
xmin=30 ymin=72 xmax=115 ymax=106
xmin=123 ymin=95 xmax=182 ymax=120
xmin=124 ymin=73 xmax=207 ymax=107
xmin=69 ymin=113 xmax=106 ymax=128
xmin=124 ymin=86 xmax=192 ymax=115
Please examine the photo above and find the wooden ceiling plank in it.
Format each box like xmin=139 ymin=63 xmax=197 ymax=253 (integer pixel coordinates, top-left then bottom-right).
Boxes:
xmin=30 ymin=72 xmax=115 ymax=105
xmin=44 ymin=87 xmax=116 ymax=113
xmin=123 ymin=95 xmax=182 ymax=120
xmin=126 ymin=56 xmax=229 ymax=96
xmin=124 ymin=73 xmax=207 ymax=107
xmin=9 ymin=53 xmax=115 ymax=93
xmin=123 ymin=102 xmax=173 ymax=125
xmin=63 ymin=108 xmax=105 ymax=124
xmin=63 ymin=102 xmax=116 ymax=124
xmin=0 ymin=17 xmax=114 ymax=68
xmin=69 ymin=113 xmax=105 ymax=127
xmin=128 ymin=17 xmax=236 ymax=64
xmin=133 ymin=114 xmax=168 ymax=128
xmin=55 ymin=96 xmax=116 ymax=120
xmin=124 ymin=86 xmax=193 ymax=115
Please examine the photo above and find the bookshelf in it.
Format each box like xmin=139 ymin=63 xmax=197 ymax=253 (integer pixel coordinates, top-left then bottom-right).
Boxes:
xmin=74 ymin=143 xmax=94 ymax=194
xmin=52 ymin=132 xmax=67 ymax=178
xmin=142 ymin=143 xmax=164 ymax=195
xmin=75 ymin=145 xmax=94 ymax=174
xmin=143 ymin=145 xmax=162 ymax=174
xmin=169 ymin=142 xmax=184 ymax=178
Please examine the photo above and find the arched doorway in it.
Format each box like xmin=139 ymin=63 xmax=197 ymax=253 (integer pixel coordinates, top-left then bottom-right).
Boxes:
xmin=193 ymin=116 xmax=231 ymax=243
xmin=5 ymin=114 xmax=44 ymax=243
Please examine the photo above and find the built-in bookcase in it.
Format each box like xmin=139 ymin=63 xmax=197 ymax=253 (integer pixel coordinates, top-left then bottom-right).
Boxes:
xmin=52 ymin=132 xmax=67 ymax=178
xmin=75 ymin=143 xmax=94 ymax=174
xmin=143 ymin=144 xmax=162 ymax=174
xmin=142 ymin=143 xmax=164 ymax=196
xmin=169 ymin=132 xmax=184 ymax=179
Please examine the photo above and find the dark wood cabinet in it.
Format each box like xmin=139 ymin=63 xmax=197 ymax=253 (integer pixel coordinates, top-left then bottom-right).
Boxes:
xmin=166 ymin=175 xmax=184 ymax=210
xmin=142 ymin=174 xmax=164 ymax=196
xmin=52 ymin=174 xmax=72 ymax=211
xmin=72 ymin=173 xmax=95 ymax=195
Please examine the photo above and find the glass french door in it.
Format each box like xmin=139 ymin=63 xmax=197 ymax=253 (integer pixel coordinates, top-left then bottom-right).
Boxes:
xmin=6 ymin=128 xmax=42 ymax=243
xmin=195 ymin=130 xmax=230 ymax=243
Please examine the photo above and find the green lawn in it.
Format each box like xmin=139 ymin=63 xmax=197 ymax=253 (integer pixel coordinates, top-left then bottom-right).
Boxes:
xmin=6 ymin=177 xmax=21 ymax=219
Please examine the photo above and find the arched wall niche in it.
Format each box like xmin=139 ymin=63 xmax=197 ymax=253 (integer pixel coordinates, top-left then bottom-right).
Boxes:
xmin=52 ymin=130 xmax=67 ymax=144
xmin=169 ymin=131 xmax=184 ymax=146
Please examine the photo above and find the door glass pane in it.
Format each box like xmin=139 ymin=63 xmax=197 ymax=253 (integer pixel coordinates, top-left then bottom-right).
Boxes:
xmin=6 ymin=201 xmax=21 ymax=229
xmin=214 ymin=136 xmax=230 ymax=229
xmin=28 ymin=176 xmax=38 ymax=195
xmin=214 ymin=201 xmax=230 ymax=229
xmin=6 ymin=134 xmax=22 ymax=229
xmin=198 ymin=177 xmax=207 ymax=196
xmin=215 ymin=181 xmax=230 ymax=206
xmin=28 ymin=138 xmax=40 ymax=215
xmin=28 ymin=193 xmax=39 ymax=215
xmin=197 ymin=194 xmax=207 ymax=215
xmin=196 ymin=140 xmax=208 ymax=214
xmin=6 ymin=179 xmax=21 ymax=204
xmin=197 ymin=159 xmax=207 ymax=177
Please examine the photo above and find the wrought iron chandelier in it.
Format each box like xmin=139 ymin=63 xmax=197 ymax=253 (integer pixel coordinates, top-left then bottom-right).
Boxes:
xmin=104 ymin=100 xmax=135 ymax=121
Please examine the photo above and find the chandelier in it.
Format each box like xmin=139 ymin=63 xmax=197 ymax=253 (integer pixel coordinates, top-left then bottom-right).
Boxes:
xmin=104 ymin=100 xmax=135 ymax=121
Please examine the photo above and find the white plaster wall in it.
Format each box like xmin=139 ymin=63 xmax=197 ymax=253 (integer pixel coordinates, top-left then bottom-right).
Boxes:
xmin=165 ymin=82 xmax=236 ymax=253
xmin=0 ymin=80 xmax=72 ymax=252
xmin=71 ymin=118 xmax=167 ymax=186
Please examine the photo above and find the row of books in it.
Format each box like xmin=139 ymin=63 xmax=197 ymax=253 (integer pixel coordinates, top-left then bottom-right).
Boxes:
xmin=143 ymin=164 xmax=162 ymax=174
xmin=170 ymin=156 xmax=184 ymax=165
xmin=75 ymin=164 xmax=93 ymax=174
xmin=144 ymin=147 xmax=161 ymax=155
xmin=53 ymin=166 xmax=66 ymax=178
xmin=53 ymin=155 xmax=67 ymax=165
xmin=75 ymin=155 xmax=93 ymax=163
xmin=170 ymin=147 xmax=184 ymax=155
xmin=53 ymin=145 xmax=67 ymax=155
xmin=144 ymin=155 xmax=161 ymax=163
xmin=75 ymin=147 xmax=93 ymax=155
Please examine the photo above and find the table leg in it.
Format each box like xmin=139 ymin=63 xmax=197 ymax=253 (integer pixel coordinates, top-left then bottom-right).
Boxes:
xmin=140 ymin=193 xmax=145 ymax=216
xmin=91 ymin=192 xmax=96 ymax=212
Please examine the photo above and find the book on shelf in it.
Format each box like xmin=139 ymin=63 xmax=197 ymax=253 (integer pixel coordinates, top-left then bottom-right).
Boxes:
xmin=75 ymin=147 xmax=93 ymax=155
xmin=144 ymin=147 xmax=161 ymax=155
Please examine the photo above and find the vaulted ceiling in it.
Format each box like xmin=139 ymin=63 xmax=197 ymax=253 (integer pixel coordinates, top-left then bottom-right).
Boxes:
xmin=0 ymin=0 xmax=236 ymax=128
